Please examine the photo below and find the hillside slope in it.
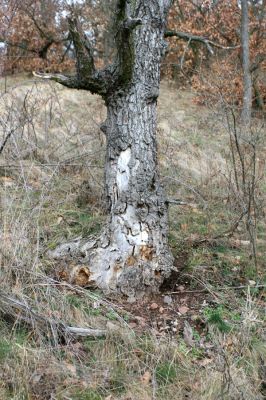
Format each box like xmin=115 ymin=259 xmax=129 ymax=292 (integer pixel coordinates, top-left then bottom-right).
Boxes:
xmin=0 ymin=75 xmax=265 ymax=400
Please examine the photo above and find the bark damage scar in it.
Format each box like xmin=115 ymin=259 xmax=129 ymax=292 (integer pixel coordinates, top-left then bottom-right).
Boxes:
xmin=140 ymin=245 xmax=154 ymax=261
xmin=70 ymin=265 xmax=92 ymax=286
xmin=114 ymin=263 xmax=122 ymax=272
xmin=126 ymin=255 xmax=137 ymax=266
xmin=56 ymin=262 xmax=92 ymax=287
xmin=117 ymin=147 xmax=131 ymax=192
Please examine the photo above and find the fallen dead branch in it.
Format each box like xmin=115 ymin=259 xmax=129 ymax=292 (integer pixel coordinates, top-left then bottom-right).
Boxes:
xmin=0 ymin=291 xmax=106 ymax=341
xmin=166 ymin=284 xmax=265 ymax=295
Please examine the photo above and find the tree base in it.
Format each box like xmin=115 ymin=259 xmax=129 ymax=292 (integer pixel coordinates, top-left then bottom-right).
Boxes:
xmin=48 ymin=234 xmax=174 ymax=299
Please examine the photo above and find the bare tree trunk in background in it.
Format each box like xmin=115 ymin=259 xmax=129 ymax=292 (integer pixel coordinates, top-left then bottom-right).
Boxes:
xmin=240 ymin=0 xmax=252 ymax=126
xmin=39 ymin=0 xmax=174 ymax=299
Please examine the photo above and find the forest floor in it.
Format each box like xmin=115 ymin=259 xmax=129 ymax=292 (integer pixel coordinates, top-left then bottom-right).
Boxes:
xmin=0 ymin=75 xmax=265 ymax=400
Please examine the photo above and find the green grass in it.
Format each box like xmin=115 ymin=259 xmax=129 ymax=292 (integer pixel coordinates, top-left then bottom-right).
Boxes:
xmin=156 ymin=362 xmax=177 ymax=385
xmin=206 ymin=310 xmax=231 ymax=333
xmin=0 ymin=339 xmax=12 ymax=362
xmin=70 ymin=389 xmax=103 ymax=400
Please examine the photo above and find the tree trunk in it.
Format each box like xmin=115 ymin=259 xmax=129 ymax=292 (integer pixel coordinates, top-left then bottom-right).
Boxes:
xmin=85 ymin=3 xmax=174 ymax=298
xmin=44 ymin=0 xmax=174 ymax=298
xmin=240 ymin=0 xmax=252 ymax=126
xmin=87 ymin=93 xmax=174 ymax=297
xmin=91 ymin=95 xmax=173 ymax=297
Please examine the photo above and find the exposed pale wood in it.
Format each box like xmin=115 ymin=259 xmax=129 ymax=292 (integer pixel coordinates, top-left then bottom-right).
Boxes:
xmin=66 ymin=326 xmax=106 ymax=337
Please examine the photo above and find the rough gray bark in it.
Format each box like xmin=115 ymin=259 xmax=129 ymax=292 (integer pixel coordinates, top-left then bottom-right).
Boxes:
xmin=39 ymin=0 xmax=174 ymax=298
xmin=240 ymin=0 xmax=252 ymax=126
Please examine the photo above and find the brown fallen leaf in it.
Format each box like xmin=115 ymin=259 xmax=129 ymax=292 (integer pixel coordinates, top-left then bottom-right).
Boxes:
xmin=64 ymin=362 xmax=77 ymax=376
xmin=180 ymin=297 xmax=188 ymax=304
xmin=181 ymin=223 xmax=188 ymax=232
xmin=70 ymin=265 xmax=91 ymax=286
xmin=0 ymin=176 xmax=15 ymax=187
xmin=128 ymin=322 xmax=137 ymax=329
xmin=57 ymin=216 xmax=63 ymax=225
xmin=133 ymin=348 xmax=144 ymax=357
xmin=222 ymin=337 xmax=234 ymax=348
xmin=197 ymin=358 xmax=213 ymax=367
xmin=230 ymin=239 xmax=250 ymax=247
xmin=178 ymin=305 xmax=189 ymax=314
xmin=141 ymin=370 xmax=151 ymax=385
xmin=150 ymin=302 xmax=159 ymax=310
xmin=135 ymin=316 xmax=146 ymax=327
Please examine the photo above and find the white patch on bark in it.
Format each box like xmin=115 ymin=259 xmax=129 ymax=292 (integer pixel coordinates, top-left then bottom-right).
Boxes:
xmin=113 ymin=216 xmax=132 ymax=253
xmin=120 ymin=205 xmax=149 ymax=246
xmin=116 ymin=147 xmax=131 ymax=193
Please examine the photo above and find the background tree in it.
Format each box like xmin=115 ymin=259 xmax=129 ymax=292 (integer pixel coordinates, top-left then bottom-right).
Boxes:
xmin=164 ymin=0 xmax=265 ymax=113
xmin=241 ymin=0 xmax=252 ymax=126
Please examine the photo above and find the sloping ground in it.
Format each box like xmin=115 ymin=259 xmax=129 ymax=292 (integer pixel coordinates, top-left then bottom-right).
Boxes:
xmin=0 ymin=76 xmax=228 ymax=177
xmin=0 ymin=75 xmax=265 ymax=400
xmin=158 ymin=82 xmax=228 ymax=180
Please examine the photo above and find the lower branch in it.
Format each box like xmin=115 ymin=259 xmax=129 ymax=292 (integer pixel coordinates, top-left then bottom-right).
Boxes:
xmin=32 ymin=71 xmax=109 ymax=95
xmin=33 ymin=71 xmax=80 ymax=89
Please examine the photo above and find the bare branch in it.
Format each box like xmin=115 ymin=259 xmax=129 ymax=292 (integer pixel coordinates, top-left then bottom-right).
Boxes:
xmin=23 ymin=6 xmax=54 ymax=41
xmin=180 ymin=37 xmax=192 ymax=70
xmin=37 ymin=39 xmax=56 ymax=59
xmin=0 ymin=37 xmax=37 ymax=54
xmin=32 ymin=71 xmax=79 ymax=89
xmin=0 ymin=33 xmax=70 ymax=60
xmin=164 ymin=30 xmax=240 ymax=54
xmin=33 ymin=68 xmax=111 ymax=96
